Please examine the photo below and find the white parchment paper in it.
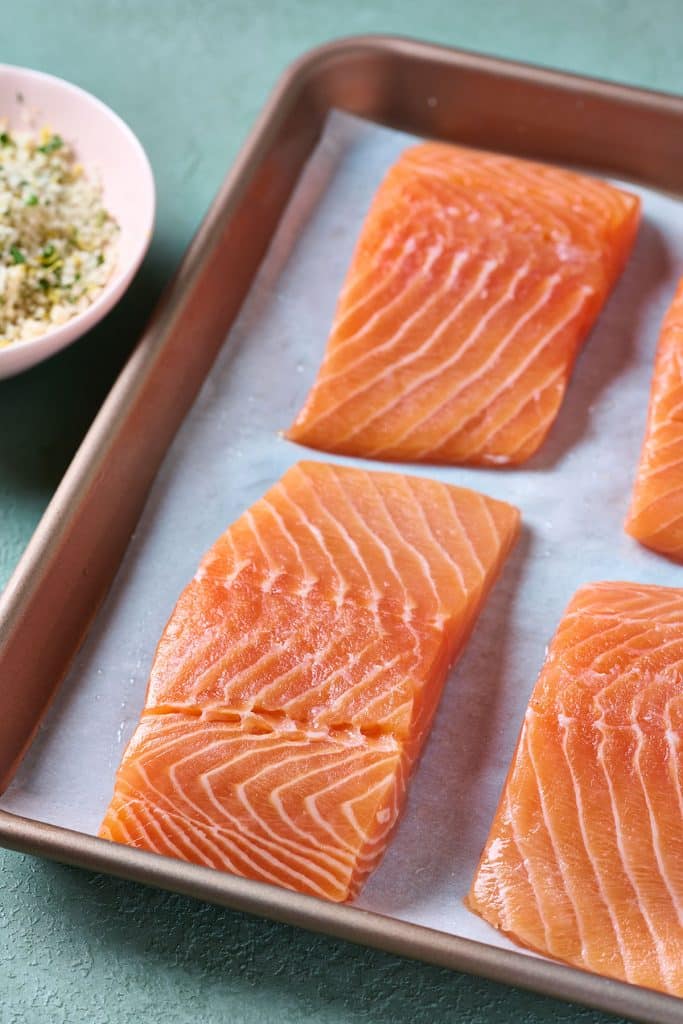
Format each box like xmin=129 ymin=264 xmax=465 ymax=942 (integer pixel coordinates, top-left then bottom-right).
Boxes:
xmin=4 ymin=112 xmax=683 ymax=955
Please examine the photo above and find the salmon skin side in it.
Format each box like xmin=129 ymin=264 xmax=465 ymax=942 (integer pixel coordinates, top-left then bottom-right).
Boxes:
xmin=100 ymin=461 xmax=519 ymax=902
xmin=468 ymin=580 xmax=683 ymax=997
xmin=286 ymin=142 xmax=640 ymax=467
xmin=626 ymin=278 xmax=683 ymax=560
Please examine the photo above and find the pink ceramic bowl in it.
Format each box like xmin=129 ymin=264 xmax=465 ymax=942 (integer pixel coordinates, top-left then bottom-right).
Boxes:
xmin=0 ymin=64 xmax=155 ymax=379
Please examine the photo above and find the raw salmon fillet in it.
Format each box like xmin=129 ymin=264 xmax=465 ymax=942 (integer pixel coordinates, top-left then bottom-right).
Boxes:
xmin=286 ymin=143 xmax=640 ymax=466
xmin=626 ymin=279 xmax=683 ymax=559
xmin=100 ymin=461 xmax=519 ymax=901
xmin=467 ymin=581 xmax=683 ymax=996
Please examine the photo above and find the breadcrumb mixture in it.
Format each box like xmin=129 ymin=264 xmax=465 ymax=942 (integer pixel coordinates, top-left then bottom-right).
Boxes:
xmin=0 ymin=125 xmax=118 ymax=345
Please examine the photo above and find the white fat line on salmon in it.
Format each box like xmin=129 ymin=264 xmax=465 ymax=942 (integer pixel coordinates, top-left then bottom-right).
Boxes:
xmin=651 ymin=388 xmax=683 ymax=422
xmin=562 ymin=617 xmax=655 ymax=671
xmin=222 ymin=543 xmax=252 ymax=588
xmin=358 ymin=696 xmax=414 ymax=737
xmin=259 ymin=495 xmax=319 ymax=590
xmin=248 ymin=630 xmax=355 ymax=711
xmin=370 ymin=474 xmax=469 ymax=598
xmin=568 ymin=593 xmax=683 ymax=622
xmin=321 ymin=242 xmax=466 ymax=383
xmin=195 ymin=531 xmax=249 ymax=587
xmin=664 ymin=715 xmax=683 ymax=828
xmin=469 ymin=837 xmax=514 ymax=931
xmin=478 ymin=365 xmax=564 ymax=462
xmin=335 ymin=230 xmax=426 ymax=325
xmin=188 ymin=633 xmax=299 ymax=703
xmin=340 ymin=769 xmax=404 ymax=840
xmin=349 ymin=258 xmax=535 ymax=449
xmin=414 ymin=149 xmax=628 ymax=232
xmin=407 ymin=481 xmax=484 ymax=590
xmin=108 ymin=793 xmax=163 ymax=853
xmin=454 ymin=495 xmax=491 ymax=581
xmin=523 ymin=712 xmax=591 ymax=967
xmin=637 ymin=429 xmax=683 ymax=468
xmin=634 ymin=718 xmax=683 ymax=929
xmin=598 ymin=632 xmax=683 ymax=677
xmin=285 ymin=646 xmax=381 ymax=719
xmin=128 ymin=757 xmax=235 ymax=866
xmin=318 ymin=246 xmax=476 ymax=398
xmin=494 ymin=159 xmax=621 ymax=224
xmin=557 ymin=712 xmax=631 ymax=978
xmin=630 ymin=480 xmax=683 ymax=529
xmin=149 ymin=802 xmax=225 ymax=868
xmin=336 ymin=223 xmax=413 ymax=307
xmin=502 ymin=784 xmax=554 ymax=950
xmin=595 ymin=714 xmax=674 ymax=988
xmin=293 ymin=469 xmax=384 ymax=615
xmin=326 ymin=236 xmax=447 ymax=360
xmin=157 ymin=793 xmax=340 ymax=896
xmin=201 ymin=744 xmax=358 ymax=878
xmin=315 ymin=252 xmax=493 ymax=431
xmin=243 ymin=509 xmax=285 ymax=593
xmin=179 ymin=624 xmax=293 ymax=702
xmin=268 ymin=745 xmax=399 ymax=854
xmin=273 ymin=482 xmax=350 ymax=607
xmin=398 ymin=273 xmax=566 ymax=456
xmin=312 ymin=652 xmax=405 ymax=720
xmin=488 ymin=419 xmax=547 ymax=466
xmin=324 ymin=468 xmax=418 ymax=618
xmin=421 ymin=283 xmax=594 ymax=460
xmin=303 ymin=754 xmax=401 ymax=848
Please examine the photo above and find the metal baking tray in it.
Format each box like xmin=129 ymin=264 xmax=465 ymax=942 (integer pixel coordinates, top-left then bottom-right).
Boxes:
xmin=1 ymin=35 xmax=682 ymax=1023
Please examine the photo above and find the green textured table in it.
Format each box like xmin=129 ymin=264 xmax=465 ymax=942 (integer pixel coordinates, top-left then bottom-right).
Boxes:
xmin=2 ymin=3 xmax=682 ymax=1021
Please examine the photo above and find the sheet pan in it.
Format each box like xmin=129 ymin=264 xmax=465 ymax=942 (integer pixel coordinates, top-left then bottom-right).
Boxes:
xmin=1 ymin=36 xmax=683 ymax=1023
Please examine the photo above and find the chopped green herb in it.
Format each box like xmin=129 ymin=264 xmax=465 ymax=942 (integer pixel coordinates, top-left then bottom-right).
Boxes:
xmin=10 ymin=246 xmax=25 ymax=264
xmin=37 ymin=134 xmax=63 ymax=155
xmin=0 ymin=132 xmax=10 ymax=146
xmin=40 ymin=244 xmax=59 ymax=267
xmin=38 ymin=277 xmax=49 ymax=292
xmin=24 ymin=194 xmax=38 ymax=206
xmin=96 ymin=252 xmax=104 ymax=266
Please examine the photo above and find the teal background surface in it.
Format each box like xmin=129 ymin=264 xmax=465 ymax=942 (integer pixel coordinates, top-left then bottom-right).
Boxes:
xmin=2 ymin=3 xmax=682 ymax=1021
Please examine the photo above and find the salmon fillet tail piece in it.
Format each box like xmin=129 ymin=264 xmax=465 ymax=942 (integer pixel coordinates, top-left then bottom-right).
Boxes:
xmin=626 ymin=279 xmax=683 ymax=559
xmin=467 ymin=581 xmax=683 ymax=996
xmin=286 ymin=143 xmax=640 ymax=467
xmin=100 ymin=461 xmax=520 ymax=902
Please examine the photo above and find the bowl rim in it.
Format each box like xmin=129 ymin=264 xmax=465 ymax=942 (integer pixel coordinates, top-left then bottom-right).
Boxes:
xmin=0 ymin=62 xmax=156 ymax=358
